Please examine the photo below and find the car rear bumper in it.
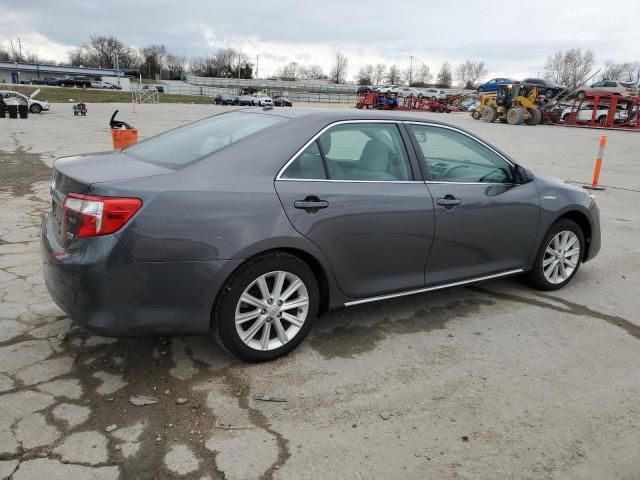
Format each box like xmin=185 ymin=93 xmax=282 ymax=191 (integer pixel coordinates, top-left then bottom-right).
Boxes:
xmin=41 ymin=214 xmax=241 ymax=336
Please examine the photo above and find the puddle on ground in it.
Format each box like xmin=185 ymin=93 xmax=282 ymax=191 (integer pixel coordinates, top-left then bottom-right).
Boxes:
xmin=310 ymin=297 xmax=494 ymax=359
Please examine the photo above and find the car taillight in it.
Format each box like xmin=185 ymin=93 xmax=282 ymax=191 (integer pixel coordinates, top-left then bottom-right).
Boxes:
xmin=63 ymin=193 xmax=142 ymax=237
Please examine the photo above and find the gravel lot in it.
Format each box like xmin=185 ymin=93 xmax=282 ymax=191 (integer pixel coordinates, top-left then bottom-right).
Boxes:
xmin=1 ymin=103 xmax=639 ymax=480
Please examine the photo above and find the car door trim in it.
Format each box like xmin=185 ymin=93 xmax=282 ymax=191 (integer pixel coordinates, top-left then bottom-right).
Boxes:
xmin=275 ymin=119 xmax=422 ymax=182
xmin=344 ymin=268 xmax=524 ymax=306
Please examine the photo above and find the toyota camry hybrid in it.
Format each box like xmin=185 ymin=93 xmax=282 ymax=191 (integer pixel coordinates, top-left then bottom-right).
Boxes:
xmin=42 ymin=108 xmax=601 ymax=362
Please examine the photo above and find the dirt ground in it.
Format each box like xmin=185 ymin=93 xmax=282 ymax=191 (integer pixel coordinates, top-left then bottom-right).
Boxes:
xmin=0 ymin=103 xmax=639 ymax=480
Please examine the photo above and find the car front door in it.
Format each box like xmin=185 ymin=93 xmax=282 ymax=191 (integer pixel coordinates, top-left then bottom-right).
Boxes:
xmin=275 ymin=121 xmax=435 ymax=299
xmin=406 ymin=123 xmax=540 ymax=286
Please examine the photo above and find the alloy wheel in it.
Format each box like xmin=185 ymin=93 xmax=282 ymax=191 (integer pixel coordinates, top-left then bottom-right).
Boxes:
xmin=542 ymin=231 xmax=581 ymax=284
xmin=235 ymin=271 xmax=309 ymax=351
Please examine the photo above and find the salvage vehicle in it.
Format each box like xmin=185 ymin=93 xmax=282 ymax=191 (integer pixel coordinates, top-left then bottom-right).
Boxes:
xmin=0 ymin=89 xmax=50 ymax=113
xmin=214 ymin=93 xmax=235 ymax=105
xmin=575 ymin=80 xmax=639 ymax=99
xmin=477 ymin=78 xmax=514 ymax=93
xmin=42 ymin=109 xmax=601 ymax=362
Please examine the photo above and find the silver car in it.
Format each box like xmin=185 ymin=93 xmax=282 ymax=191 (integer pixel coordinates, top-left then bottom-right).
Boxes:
xmin=576 ymin=80 xmax=639 ymax=99
xmin=0 ymin=89 xmax=50 ymax=113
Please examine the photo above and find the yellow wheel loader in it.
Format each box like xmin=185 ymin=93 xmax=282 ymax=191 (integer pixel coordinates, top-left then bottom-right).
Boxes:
xmin=476 ymin=83 xmax=542 ymax=125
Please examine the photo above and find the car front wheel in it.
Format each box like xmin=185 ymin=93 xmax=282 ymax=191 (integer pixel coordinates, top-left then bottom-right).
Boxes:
xmin=30 ymin=104 xmax=42 ymax=114
xmin=526 ymin=219 xmax=584 ymax=291
xmin=212 ymin=252 xmax=319 ymax=362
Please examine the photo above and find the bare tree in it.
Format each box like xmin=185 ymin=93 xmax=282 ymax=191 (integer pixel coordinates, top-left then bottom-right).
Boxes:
xmin=300 ymin=64 xmax=325 ymax=79
xmin=373 ymin=64 xmax=386 ymax=85
xmin=386 ymin=65 xmax=401 ymax=84
xmin=165 ymin=54 xmax=186 ymax=79
xmin=602 ymin=61 xmax=640 ymax=84
xmin=190 ymin=48 xmax=252 ymax=79
xmin=140 ymin=44 xmax=167 ymax=79
xmin=416 ymin=63 xmax=432 ymax=85
xmin=277 ymin=62 xmax=301 ymax=79
xmin=356 ymin=64 xmax=375 ymax=85
xmin=436 ymin=62 xmax=452 ymax=88
xmin=455 ymin=60 xmax=487 ymax=88
xmin=330 ymin=52 xmax=348 ymax=84
xmin=0 ymin=43 xmax=10 ymax=61
xmin=545 ymin=49 xmax=595 ymax=88
xmin=621 ymin=62 xmax=640 ymax=84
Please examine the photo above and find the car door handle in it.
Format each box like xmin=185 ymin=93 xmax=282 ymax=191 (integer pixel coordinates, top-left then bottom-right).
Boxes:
xmin=437 ymin=196 xmax=461 ymax=208
xmin=294 ymin=197 xmax=329 ymax=212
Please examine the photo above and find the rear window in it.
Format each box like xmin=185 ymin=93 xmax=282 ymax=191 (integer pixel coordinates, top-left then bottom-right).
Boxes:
xmin=125 ymin=112 xmax=284 ymax=168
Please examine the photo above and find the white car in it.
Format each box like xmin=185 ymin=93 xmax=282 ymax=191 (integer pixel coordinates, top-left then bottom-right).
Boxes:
xmin=251 ymin=93 xmax=273 ymax=106
xmin=394 ymin=87 xmax=421 ymax=97
xmin=562 ymin=103 xmax=628 ymax=124
xmin=421 ymin=88 xmax=447 ymax=100
xmin=0 ymin=89 xmax=50 ymax=114
xmin=575 ymin=81 xmax=639 ymax=99
xmin=376 ymin=85 xmax=398 ymax=94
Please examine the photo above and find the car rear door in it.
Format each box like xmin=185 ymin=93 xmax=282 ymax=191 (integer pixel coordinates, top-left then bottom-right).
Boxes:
xmin=406 ymin=123 xmax=540 ymax=286
xmin=274 ymin=121 xmax=435 ymax=299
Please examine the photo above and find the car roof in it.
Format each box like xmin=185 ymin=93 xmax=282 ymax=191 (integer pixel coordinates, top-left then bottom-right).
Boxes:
xmin=240 ymin=107 xmax=457 ymax=125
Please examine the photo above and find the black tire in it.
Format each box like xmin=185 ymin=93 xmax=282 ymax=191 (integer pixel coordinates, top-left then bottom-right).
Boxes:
xmin=251 ymin=101 xmax=255 ymax=106
xmin=597 ymin=115 xmax=607 ymax=124
xmin=525 ymin=219 xmax=585 ymax=291
xmin=482 ymin=106 xmax=498 ymax=123
xmin=430 ymin=96 xmax=437 ymax=101
xmin=212 ymin=251 xmax=319 ymax=362
xmin=507 ymin=107 xmax=525 ymax=125
xmin=81 ymin=84 xmax=87 ymax=89
xmin=30 ymin=104 xmax=42 ymax=114
xmin=563 ymin=113 xmax=571 ymax=122
xmin=471 ymin=110 xmax=481 ymax=120
xmin=477 ymin=87 xmax=484 ymax=93
xmin=525 ymin=109 xmax=542 ymax=125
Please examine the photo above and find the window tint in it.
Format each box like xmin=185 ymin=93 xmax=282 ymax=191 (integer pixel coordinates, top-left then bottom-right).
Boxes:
xmin=604 ymin=81 xmax=617 ymax=87
xmin=281 ymin=141 xmax=326 ymax=180
xmin=317 ymin=124 xmax=412 ymax=181
xmin=125 ymin=112 xmax=284 ymax=168
xmin=409 ymin=125 xmax=513 ymax=183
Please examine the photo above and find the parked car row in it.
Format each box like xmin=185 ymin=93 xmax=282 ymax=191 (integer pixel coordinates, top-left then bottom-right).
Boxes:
xmin=29 ymin=75 xmax=123 ymax=90
xmin=213 ymin=92 xmax=293 ymax=107
xmin=357 ymin=85 xmax=449 ymax=100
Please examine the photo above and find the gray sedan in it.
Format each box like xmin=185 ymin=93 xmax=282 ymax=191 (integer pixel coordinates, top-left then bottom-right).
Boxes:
xmin=42 ymin=109 xmax=601 ymax=362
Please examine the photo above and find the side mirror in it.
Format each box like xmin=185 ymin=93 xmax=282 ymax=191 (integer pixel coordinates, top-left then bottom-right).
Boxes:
xmin=514 ymin=164 xmax=533 ymax=184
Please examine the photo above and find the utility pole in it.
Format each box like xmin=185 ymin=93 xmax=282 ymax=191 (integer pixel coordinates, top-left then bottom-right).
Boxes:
xmin=17 ymin=38 xmax=22 ymax=60
xmin=256 ymin=55 xmax=259 ymax=79
xmin=409 ymin=56 xmax=414 ymax=85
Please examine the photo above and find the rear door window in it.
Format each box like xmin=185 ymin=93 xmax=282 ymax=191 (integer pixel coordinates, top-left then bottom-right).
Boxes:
xmin=318 ymin=123 xmax=412 ymax=181
xmin=125 ymin=112 xmax=284 ymax=168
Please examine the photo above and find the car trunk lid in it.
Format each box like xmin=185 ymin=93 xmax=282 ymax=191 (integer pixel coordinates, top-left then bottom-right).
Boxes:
xmin=50 ymin=151 xmax=173 ymax=246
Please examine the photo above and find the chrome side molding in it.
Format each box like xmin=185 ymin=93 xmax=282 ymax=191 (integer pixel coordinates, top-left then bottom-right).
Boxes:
xmin=344 ymin=269 xmax=525 ymax=307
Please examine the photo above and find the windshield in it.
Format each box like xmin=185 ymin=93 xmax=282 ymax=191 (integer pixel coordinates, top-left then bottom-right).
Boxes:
xmin=125 ymin=112 xmax=285 ymax=168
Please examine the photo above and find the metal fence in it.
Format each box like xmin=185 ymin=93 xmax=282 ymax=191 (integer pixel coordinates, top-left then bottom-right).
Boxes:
xmin=185 ymin=75 xmax=358 ymax=94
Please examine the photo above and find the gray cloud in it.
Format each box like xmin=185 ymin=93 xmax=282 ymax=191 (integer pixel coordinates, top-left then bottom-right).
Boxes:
xmin=2 ymin=0 xmax=639 ymax=79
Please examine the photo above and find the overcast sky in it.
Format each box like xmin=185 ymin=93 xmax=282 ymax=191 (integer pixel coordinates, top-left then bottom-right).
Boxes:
xmin=1 ymin=0 xmax=639 ymax=81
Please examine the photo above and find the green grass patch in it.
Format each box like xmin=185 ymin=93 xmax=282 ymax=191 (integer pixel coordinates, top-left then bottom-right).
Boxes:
xmin=9 ymin=85 xmax=213 ymax=104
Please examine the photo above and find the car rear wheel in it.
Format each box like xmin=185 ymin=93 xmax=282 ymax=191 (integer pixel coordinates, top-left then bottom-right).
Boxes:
xmin=525 ymin=219 xmax=584 ymax=291
xmin=30 ymin=104 xmax=42 ymax=114
xmin=212 ymin=252 xmax=319 ymax=362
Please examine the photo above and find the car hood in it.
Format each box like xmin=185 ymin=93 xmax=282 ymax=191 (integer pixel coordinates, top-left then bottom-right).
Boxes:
xmin=29 ymin=88 xmax=41 ymax=99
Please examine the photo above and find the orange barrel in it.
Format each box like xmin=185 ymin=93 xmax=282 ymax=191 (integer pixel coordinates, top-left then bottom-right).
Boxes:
xmin=111 ymin=128 xmax=138 ymax=149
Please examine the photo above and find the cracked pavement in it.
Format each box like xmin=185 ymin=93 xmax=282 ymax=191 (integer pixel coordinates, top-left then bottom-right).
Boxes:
xmin=0 ymin=103 xmax=639 ymax=479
